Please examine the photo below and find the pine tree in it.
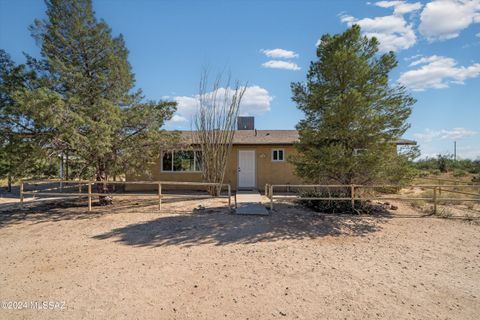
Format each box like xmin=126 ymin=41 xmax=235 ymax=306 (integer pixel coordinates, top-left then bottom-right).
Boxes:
xmin=15 ymin=0 xmax=176 ymax=203
xmin=291 ymin=25 xmax=418 ymax=186
xmin=0 ymin=50 xmax=56 ymax=191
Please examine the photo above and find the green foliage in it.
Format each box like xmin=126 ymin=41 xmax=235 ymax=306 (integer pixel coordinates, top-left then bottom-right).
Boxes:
xmin=414 ymin=155 xmax=480 ymax=175
xmin=0 ymin=49 xmax=58 ymax=188
xmin=10 ymin=0 xmax=177 ymax=184
xmin=298 ymin=189 xmax=390 ymax=214
xmin=452 ymin=169 xmax=467 ymax=178
xmin=437 ymin=154 xmax=449 ymax=173
xmin=291 ymin=25 xmax=417 ymax=185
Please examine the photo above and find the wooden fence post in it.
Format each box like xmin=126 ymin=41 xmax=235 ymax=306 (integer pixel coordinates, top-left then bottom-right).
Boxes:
xmin=228 ymin=184 xmax=232 ymax=211
xmin=433 ymin=186 xmax=437 ymax=214
xmin=270 ymin=185 xmax=274 ymax=211
xmin=158 ymin=183 xmax=162 ymax=212
xmin=20 ymin=181 xmax=24 ymax=208
xmin=88 ymin=182 xmax=92 ymax=212
xmin=351 ymin=185 xmax=355 ymax=212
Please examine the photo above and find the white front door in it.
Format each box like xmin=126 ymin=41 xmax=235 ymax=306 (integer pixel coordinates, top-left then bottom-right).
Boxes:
xmin=238 ymin=150 xmax=256 ymax=188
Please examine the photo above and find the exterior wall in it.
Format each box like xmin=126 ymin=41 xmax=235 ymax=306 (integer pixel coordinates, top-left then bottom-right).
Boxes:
xmin=126 ymin=144 xmax=305 ymax=191
xmin=229 ymin=145 xmax=304 ymax=190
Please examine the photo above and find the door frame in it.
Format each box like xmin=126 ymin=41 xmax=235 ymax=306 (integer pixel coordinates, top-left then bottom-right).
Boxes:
xmin=237 ymin=149 xmax=256 ymax=189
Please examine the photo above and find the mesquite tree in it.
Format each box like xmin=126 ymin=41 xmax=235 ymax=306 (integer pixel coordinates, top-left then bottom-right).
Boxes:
xmin=193 ymin=72 xmax=246 ymax=195
xmin=291 ymin=25 xmax=418 ymax=186
xmin=14 ymin=0 xmax=176 ymax=204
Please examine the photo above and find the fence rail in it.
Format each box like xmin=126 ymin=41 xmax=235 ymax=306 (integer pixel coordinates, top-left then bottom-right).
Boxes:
xmin=20 ymin=180 xmax=235 ymax=212
xmin=265 ymin=183 xmax=480 ymax=213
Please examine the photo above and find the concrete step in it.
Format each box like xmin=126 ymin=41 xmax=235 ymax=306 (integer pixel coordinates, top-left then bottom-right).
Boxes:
xmin=235 ymin=190 xmax=269 ymax=215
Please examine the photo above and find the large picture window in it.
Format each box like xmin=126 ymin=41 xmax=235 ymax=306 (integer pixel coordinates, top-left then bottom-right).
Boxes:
xmin=162 ymin=150 xmax=202 ymax=172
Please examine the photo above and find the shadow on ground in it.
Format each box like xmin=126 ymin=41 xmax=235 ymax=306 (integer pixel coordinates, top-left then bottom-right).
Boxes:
xmin=0 ymin=196 xmax=173 ymax=227
xmin=93 ymin=203 xmax=387 ymax=247
xmin=0 ymin=199 xmax=111 ymax=228
xmin=0 ymin=197 xmax=229 ymax=229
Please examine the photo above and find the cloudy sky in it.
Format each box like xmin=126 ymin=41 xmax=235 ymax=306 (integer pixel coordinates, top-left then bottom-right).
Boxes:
xmin=1 ymin=0 xmax=479 ymax=159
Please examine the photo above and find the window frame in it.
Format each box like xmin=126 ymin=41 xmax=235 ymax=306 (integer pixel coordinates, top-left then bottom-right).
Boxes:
xmin=271 ymin=149 xmax=285 ymax=162
xmin=161 ymin=149 xmax=202 ymax=173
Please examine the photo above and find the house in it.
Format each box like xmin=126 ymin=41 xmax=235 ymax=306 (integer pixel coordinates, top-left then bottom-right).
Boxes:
xmin=127 ymin=116 xmax=415 ymax=191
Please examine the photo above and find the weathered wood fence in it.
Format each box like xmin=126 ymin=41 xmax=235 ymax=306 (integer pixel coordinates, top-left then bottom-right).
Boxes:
xmin=20 ymin=180 xmax=235 ymax=212
xmin=265 ymin=183 xmax=480 ymax=213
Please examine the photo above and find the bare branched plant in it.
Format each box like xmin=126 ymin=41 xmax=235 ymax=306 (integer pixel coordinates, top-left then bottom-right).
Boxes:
xmin=193 ymin=71 xmax=246 ymax=195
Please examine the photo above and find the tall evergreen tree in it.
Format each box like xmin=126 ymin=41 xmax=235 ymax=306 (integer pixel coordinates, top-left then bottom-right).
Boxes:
xmin=15 ymin=0 xmax=176 ymax=203
xmin=0 ymin=50 xmax=56 ymax=191
xmin=291 ymin=25 xmax=418 ymax=185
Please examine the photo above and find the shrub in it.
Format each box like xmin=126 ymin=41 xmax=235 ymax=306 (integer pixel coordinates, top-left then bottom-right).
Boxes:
xmin=452 ymin=169 xmax=467 ymax=178
xmin=298 ymin=190 xmax=390 ymax=215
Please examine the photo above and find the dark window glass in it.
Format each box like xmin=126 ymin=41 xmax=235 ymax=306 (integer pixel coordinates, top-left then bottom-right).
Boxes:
xmin=173 ymin=150 xmax=195 ymax=171
xmin=278 ymin=150 xmax=284 ymax=160
xmin=273 ymin=150 xmax=278 ymax=161
xmin=162 ymin=151 xmax=172 ymax=171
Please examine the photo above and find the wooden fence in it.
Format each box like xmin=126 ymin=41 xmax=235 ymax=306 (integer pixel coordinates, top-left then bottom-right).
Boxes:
xmin=265 ymin=183 xmax=480 ymax=213
xmin=20 ymin=180 xmax=235 ymax=212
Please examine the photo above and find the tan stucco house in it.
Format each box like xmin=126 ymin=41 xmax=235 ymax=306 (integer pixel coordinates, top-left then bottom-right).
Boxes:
xmin=127 ymin=117 xmax=415 ymax=191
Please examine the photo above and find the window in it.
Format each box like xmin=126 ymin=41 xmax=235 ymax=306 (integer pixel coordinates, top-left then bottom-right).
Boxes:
xmin=161 ymin=150 xmax=202 ymax=172
xmin=272 ymin=149 xmax=285 ymax=162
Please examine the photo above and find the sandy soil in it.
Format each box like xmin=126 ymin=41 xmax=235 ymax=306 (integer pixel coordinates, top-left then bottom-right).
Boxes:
xmin=0 ymin=197 xmax=479 ymax=319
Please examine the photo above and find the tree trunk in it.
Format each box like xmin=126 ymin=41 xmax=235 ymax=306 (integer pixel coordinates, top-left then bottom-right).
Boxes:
xmin=96 ymin=162 xmax=112 ymax=205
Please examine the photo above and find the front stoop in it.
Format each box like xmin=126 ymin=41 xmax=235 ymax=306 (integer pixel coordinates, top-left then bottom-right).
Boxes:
xmin=235 ymin=190 xmax=269 ymax=215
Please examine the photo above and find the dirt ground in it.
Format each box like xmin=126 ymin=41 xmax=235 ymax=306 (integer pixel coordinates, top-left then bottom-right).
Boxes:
xmin=0 ymin=196 xmax=479 ymax=319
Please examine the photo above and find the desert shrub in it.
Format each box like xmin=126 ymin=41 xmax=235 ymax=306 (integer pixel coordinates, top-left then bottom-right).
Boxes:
xmin=437 ymin=155 xmax=450 ymax=173
xmin=298 ymin=190 xmax=389 ymax=215
xmin=415 ymin=156 xmax=480 ymax=175
xmin=417 ymin=171 xmax=429 ymax=178
xmin=472 ymin=175 xmax=480 ymax=183
xmin=452 ymin=169 xmax=467 ymax=178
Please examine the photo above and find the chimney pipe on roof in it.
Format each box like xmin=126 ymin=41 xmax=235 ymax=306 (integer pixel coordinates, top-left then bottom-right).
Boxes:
xmin=237 ymin=116 xmax=254 ymax=130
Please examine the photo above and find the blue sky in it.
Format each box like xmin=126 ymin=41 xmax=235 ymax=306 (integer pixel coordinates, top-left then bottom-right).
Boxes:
xmin=1 ymin=0 xmax=479 ymax=159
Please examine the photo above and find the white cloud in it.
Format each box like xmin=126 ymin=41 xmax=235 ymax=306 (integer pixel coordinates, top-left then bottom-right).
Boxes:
xmin=260 ymin=48 xmax=299 ymax=59
xmin=261 ymin=60 xmax=300 ymax=70
xmin=398 ymin=55 xmax=480 ymax=90
xmin=414 ymin=128 xmax=478 ymax=142
xmin=166 ymin=86 xmax=273 ymax=126
xmin=404 ymin=54 xmax=423 ymax=61
xmin=169 ymin=114 xmax=188 ymax=123
xmin=373 ymin=1 xmax=423 ymax=15
xmin=339 ymin=5 xmax=418 ymax=52
xmin=419 ymin=0 xmax=480 ymax=41
xmin=237 ymin=86 xmax=274 ymax=114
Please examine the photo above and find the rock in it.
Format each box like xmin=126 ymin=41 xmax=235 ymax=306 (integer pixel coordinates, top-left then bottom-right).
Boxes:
xmin=390 ymin=205 xmax=398 ymax=210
